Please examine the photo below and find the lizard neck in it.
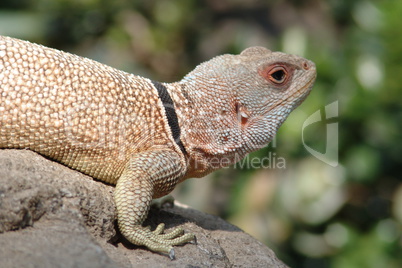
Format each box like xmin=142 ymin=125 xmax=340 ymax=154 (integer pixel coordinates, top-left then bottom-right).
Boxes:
xmin=166 ymin=82 xmax=250 ymax=178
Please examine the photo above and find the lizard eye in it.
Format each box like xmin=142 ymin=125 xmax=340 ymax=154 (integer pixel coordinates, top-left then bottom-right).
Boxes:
xmin=267 ymin=66 xmax=287 ymax=84
xmin=259 ymin=63 xmax=293 ymax=87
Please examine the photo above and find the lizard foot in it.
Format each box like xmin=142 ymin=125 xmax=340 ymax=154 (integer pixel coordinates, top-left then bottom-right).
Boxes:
xmin=123 ymin=223 xmax=195 ymax=259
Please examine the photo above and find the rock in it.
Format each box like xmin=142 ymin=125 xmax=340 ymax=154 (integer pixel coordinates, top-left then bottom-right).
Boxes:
xmin=0 ymin=149 xmax=288 ymax=268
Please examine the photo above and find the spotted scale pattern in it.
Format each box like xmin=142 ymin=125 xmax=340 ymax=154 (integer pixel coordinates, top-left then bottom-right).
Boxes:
xmin=0 ymin=36 xmax=191 ymax=256
xmin=0 ymin=36 xmax=181 ymax=186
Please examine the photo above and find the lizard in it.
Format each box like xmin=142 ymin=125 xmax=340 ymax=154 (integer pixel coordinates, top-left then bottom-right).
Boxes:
xmin=0 ymin=35 xmax=316 ymax=259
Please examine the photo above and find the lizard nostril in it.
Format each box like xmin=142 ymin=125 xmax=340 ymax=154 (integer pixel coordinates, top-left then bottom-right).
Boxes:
xmin=302 ymin=61 xmax=310 ymax=70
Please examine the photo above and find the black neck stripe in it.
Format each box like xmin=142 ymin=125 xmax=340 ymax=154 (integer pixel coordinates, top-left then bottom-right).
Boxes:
xmin=151 ymin=80 xmax=186 ymax=155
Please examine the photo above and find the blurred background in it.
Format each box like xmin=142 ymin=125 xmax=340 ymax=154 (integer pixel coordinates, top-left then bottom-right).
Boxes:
xmin=0 ymin=0 xmax=400 ymax=267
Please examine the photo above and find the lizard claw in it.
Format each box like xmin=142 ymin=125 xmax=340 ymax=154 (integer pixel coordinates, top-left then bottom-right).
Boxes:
xmin=169 ymin=248 xmax=175 ymax=260
xmin=190 ymin=235 xmax=197 ymax=245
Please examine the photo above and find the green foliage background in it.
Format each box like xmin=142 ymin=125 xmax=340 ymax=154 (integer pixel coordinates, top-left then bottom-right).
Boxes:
xmin=0 ymin=0 xmax=400 ymax=267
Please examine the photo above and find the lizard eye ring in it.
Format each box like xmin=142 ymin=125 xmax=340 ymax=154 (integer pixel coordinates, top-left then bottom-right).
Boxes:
xmin=267 ymin=66 xmax=288 ymax=84
xmin=259 ymin=64 xmax=293 ymax=87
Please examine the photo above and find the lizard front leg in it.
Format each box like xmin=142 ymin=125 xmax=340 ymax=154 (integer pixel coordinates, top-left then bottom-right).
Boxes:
xmin=114 ymin=150 xmax=194 ymax=259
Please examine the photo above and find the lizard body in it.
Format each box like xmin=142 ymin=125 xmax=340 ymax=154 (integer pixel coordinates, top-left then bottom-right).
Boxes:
xmin=0 ymin=36 xmax=316 ymax=258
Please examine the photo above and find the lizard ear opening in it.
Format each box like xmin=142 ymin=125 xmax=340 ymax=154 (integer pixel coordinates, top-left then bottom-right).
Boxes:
xmin=235 ymin=102 xmax=249 ymax=127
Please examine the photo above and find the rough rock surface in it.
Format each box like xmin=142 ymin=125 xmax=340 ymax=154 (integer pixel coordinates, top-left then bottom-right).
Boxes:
xmin=0 ymin=149 xmax=288 ymax=268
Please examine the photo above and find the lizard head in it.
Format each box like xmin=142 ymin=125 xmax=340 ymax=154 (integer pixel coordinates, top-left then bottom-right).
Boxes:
xmin=177 ymin=47 xmax=316 ymax=177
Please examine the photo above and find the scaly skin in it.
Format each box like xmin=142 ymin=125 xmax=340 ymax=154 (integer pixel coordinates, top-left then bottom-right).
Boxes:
xmin=0 ymin=36 xmax=316 ymax=258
